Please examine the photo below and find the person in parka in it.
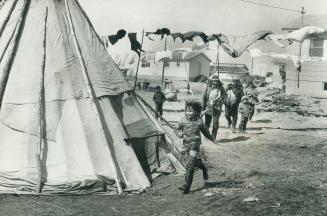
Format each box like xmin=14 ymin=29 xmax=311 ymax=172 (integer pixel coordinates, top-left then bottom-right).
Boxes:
xmin=153 ymin=86 xmax=166 ymax=119
xmin=175 ymin=100 xmax=215 ymax=194
xmin=201 ymin=73 xmax=226 ymax=140
xmin=224 ymin=80 xmax=244 ymax=129
xmin=238 ymin=96 xmax=252 ymax=133
xmin=244 ymin=81 xmax=259 ymax=121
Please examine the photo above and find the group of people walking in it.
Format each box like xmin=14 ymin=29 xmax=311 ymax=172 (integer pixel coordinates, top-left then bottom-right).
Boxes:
xmin=201 ymin=74 xmax=258 ymax=135
xmin=152 ymin=75 xmax=259 ymax=194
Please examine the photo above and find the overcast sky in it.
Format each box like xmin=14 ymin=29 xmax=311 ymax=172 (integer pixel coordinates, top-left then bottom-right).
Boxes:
xmin=80 ymin=0 xmax=326 ymax=34
xmin=79 ymin=0 xmax=327 ymax=73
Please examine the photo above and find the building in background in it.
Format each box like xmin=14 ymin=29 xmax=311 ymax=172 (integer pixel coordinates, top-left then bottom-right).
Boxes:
xmin=210 ymin=63 xmax=250 ymax=84
xmin=138 ymin=51 xmax=211 ymax=81
xmin=282 ymin=15 xmax=327 ymax=98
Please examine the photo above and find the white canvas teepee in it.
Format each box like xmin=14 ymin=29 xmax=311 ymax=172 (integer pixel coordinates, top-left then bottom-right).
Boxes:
xmin=0 ymin=0 xmax=184 ymax=194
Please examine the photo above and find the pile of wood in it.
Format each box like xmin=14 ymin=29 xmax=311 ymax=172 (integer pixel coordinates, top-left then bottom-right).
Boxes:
xmin=259 ymin=93 xmax=300 ymax=112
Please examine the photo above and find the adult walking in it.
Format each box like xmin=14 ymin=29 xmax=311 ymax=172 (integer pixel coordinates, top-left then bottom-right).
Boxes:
xmin=244 ymin=81 xmax=259 ymax=121
xmin=201 ymin=74 xmax=226 ymax=140
xmin=224 ymin=80 xmax=244 ymax=129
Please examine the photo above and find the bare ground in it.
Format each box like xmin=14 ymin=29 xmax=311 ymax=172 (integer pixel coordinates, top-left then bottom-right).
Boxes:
xmin=1 ymin=90 xmax=327 ymax=216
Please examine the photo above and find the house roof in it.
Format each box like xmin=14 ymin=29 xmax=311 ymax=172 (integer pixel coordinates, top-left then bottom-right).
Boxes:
xmin=210 ymin=63 xmax=249 ymax=74
xmin=167 ymin=50 xmax=212 ymax=62
xmin=282 ymin=15 xmax=327 ymax=31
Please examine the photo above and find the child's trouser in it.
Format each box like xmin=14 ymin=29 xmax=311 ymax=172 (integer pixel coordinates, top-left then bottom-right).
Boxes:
xmin=155 ymin=104 xmax=163 ymax=119
xmin=249 ymin=104 xmax=255 ymax=120
xmin=183 ymin=154 xmax=207 ymax=192
xmin=239 ymin=116 xmax=249 ymax=132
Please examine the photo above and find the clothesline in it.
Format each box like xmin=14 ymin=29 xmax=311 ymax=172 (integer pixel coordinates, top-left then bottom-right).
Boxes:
xmin=101 ymin=26 xmax=327 ymax=60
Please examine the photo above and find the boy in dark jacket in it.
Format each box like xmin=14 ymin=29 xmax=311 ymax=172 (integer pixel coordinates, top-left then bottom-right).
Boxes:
xmin=238 ymin=96 xmax=251 ymax=133
xmin=153 ymin=86 xmax=166 ymax=119
xmin=175 ymin=100 xmax=215 ymax=194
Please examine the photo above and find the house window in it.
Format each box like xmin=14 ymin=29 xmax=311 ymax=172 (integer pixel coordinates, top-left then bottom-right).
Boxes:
xmin=309 ymin=39 xmax=324 ymax=57
xmin=324 ymin=82 xmax=327 ymax=91
xmin=141 ymin=60 xmax=150 ymax=67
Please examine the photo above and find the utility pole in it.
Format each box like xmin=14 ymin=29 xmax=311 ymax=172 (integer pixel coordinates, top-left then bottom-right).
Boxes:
xmin=217 ymin=44 xmax=220 ymax=78
xmin=240 ymin=1 xmax=306 ymax=89
xmin=161 ymin=37 xmax=168 ymax=88
xmin=133 ymin=29 xmax=145 ymax=91
xmin=297 ymin=6 xmax=305 ymax=88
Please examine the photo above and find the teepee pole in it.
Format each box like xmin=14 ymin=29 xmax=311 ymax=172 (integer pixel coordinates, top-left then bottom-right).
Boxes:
xmin=35 ymin=6 xmax=48 ymax=194
xmin=0 ymin=0 xmax=30 ymax=110
xmin=64 ymin=0 xmax=124 ymax=194
xmin=0 ymin=21 xmax=19 ymax=63
xmin=0 ymin=0 xmax=18 ymax=39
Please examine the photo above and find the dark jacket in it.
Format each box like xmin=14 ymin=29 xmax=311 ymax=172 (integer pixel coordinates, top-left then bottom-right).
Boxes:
xmin=233 ymin=86 xmax=244 ymax=104
xmin=175 ymin=115 xmax=214 ymax=152
xmin=153 ymin=91 xmax=166 ymax=105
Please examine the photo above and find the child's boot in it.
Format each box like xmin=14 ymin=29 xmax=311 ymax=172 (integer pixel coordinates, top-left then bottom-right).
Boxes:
xmin=212 ymin=129 xmax=218 ymax=140
xmin=178 ymin=158 xmax=196 ymax=194
xmin=202 ymin=167 xmax=208 ymax=180
xmin=178 ymin=184 xmax=190 ymax=194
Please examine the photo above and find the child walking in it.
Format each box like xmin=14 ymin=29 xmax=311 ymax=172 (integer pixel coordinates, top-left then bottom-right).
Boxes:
xmin=175 ymin=100 xmax=215 ymax=194
xmin=238 ymin=96 xmax=251 ymax=133
xmin=153 ymin=86 xmax=166 ymax=119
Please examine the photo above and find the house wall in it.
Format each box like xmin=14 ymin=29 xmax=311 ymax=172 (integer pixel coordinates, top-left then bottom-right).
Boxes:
xmin=138 ymin=61 xmax=190 ymax=81
xmin=219 ymin=73 xmax=249 ymax=84
xmin=271 ymin=64 xmax=284 ymax=88
xmin=137 ymin=54 xmax=210 ymax=81
xmin=138 ymin=61 xmax=161 ymax=78
xmin=165 ymin=61 xmax=189 ymax=80
xmin=189 ymin=55 xmax=210 ymax=81
xmin=285 ymin=37 xmax=327 ymax=98
xmin=286 ymin=61 xmax=327 ymax=98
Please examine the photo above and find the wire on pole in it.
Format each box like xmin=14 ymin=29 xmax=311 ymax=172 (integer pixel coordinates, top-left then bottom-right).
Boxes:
xmin=240 ymin=0 xmax=302 ymax=14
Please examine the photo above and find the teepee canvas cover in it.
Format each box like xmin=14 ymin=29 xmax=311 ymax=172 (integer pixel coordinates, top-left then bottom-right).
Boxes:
xmin=0 ymin=0 xmax=183 ymax=194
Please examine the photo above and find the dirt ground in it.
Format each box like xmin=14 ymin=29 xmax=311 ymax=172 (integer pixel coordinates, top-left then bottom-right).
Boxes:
xmin=1 ymin=89 xmax=327 ymax=216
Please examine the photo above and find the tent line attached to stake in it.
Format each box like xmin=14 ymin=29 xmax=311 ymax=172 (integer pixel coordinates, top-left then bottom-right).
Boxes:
xmin=36 ymin=6 xmax=48 ymax=194
xmin=0 ymin=0 xmax=30 ymax=110
xmin=64 ymin=0 xmax=124 ymax=194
